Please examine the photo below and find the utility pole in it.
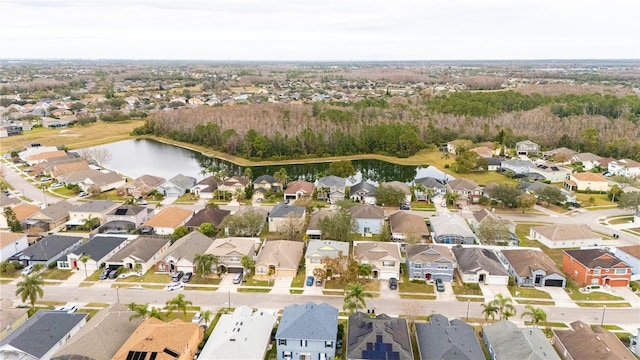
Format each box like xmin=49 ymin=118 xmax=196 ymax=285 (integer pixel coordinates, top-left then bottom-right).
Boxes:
xmin=601 ymin=305 xmax=606 ymax=326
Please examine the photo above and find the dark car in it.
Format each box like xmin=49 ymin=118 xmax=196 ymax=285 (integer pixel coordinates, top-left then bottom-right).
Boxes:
xmin=107 ymin=268 xmax=119 ymax=279
xmin=182 ymin=272 xmax=192 ymax=283
xmin=389 ymin=277 xmax=398 ymax=290
xmin=435 ymin=279 xmax=445 ymax=292
xmin=399 ymin=204 xmax=411 ymax=210
xmin=99 ymin=268 xmax=111 ymax=280
xmin=172 ymin=271 xmax=184 ymax=282
xmin=306 ymin=276 xmax=315 ymax=286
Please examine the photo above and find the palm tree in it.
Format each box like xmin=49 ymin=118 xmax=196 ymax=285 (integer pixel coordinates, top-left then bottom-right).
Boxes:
xmin=491 ymin=294 xmax=516 ymax=320
xmin=343 ymin=282 xmax=373 ymax=314
xmin=444 ymin=192 xmax=459 ymax=206
xmin=128 ymin=302 xmax=149 ymax=321
xmin=16 ymin=274 xmax=45 ymax=309
xmin=202 ymin=309 xmax=212 ymax=325
xmin=165 ymin=293 xmax=193 ymax=317
xmin=79 ymin=254 xmax=91 ymax=278
xmin=481 ymin=302 xmax=498 ymax=324
xmin=32 ymin=263 xmax=46 ymax=274
xmin=194 ymin=253 xmax=218 ymax=275
xmin=241 ymin=255 xmax=255 ymax=275
xmin=520 ymin=304 xmax=547 ymax=327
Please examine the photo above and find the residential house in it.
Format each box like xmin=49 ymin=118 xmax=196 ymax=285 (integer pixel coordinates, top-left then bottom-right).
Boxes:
xmin=103 ymin=204 xmax=152 ymax=232
xmin=306 ymin=209 xmax=334 ymax=240
xmin=515 ymin=140 xmax=540 ymax=156
xmin=349 ymin=181 xmax=377 ymax=204
xmin=530 ymin=224 xmax=601 ymax=249
xmin=49 ymin=160 xmax=90 ymax=179
xmin=199 ymin=306 xmax=276 ymax=360
xmin=469 ymin=208 xmax=516 ymax=234
xmin=15 ymin=234 xmax=83 ymax=267
xmin=413 ymin=177 xmax=446 ymax=201
xmin=0 ymin=192 xmax=19 ymax=210
xmin=529 ymin=163 xmax=571 ymax=183
xmin=522 ymin=181 xmax=576 ymax=204
xmin=58 ymin=235 xmax=130 ymax=273
xmin=105 ymin=236 xmax=171 ymax=273
xmin=24 ymin=150 xmax=67 ymax=165
xmin=217 ymin=176 xmax=251 ymax=193
xmin=571 ymin=152 xmax=603 ymax=170
xmin=452 ymin=247 xmax=510 ymax=285
xmin=500 ymin=158 xmax=533 ymax=176
xmin=501 ymin=249 xmax=566 ymax=287
xmin=608 ymin=158 xmax=640 ymax=178
xmin=353 ymin=241 xmax=401 ymax=280
xmin=446 ymin=178 xmax=483 ymax=203
xmin=0 ymin=232 xmax=28 ymax=262
xmin=406 ymin=244 xmax=454 ymax=282
xmin=111 ymin=318 xmax=203 ymax=360
xmin=205 ymin=237 xmax=258 ymax=274
xmin=117 ymin=174 xmax=165 ymax=198
xmin=155 ymin=231 xmax=214 ymax=274
xmin=141 ymin=206 xmax=193 ymax=235
xmin=23 ymin=200 xmax=76 ymax=234
xmin=254 ymin=240 xmax=304 ymax=279
xmin=18 ymin=146 xmax=60 ymax=163
xmin=415 ymin=314 xmax=484 ymax=360
xmin=611 ymin=245 xmax=640 ymax=280
xmin=381 ymin=181 xmax=412 ymax=204
xmin=347 ymin=312 xmax=413 ymax=360
xmin=268 ymin=203 xmax=306 ymax=233
xmin=350 ymin=204 xmax=385 ymax=236
xmin=543 ymin=147 xmax=578 ymax=162
xmin=316 ymin=175 xmax=347 ymax=202
xmin=65 ymin=200 xmax=118 ymax=230
xmin=284 ymin=180 xmax=315 ymax=201
xmin=58 ymin=169 xmax=125 ymax=193
xmin=482 ymin=320 xmax=560 ymax=360
xmin=0 ymin=311 xmax=87 ymax=360
xmin=253 ymin=174 xmax=282 ymax=192
xmin=224 ymin=207 xmax=268 ymax=236
xmin=563 ymin=248 xmax=631 ymax=287
xmin=553 ymin=320 xmax=636 ymax=360
xmin=388 ymin=211 xmax=429 ymax=243
xmin=51 ymin=304 xmax=144 ymax=360
xmin=485 ymin=157 xmax=503 ymax=172
xmin=190 ymin=176 xmax=218 ymax=199
xmin=430 ymin=213 xmax=477 ymax=245
xmin=446 ymin=139 xmax=473 ymax=154
xmin=305 ymin=240 xmax=350 ymax=277
xmin=470 ymin=146 xmax=496 ymax=158
xmin=564 ymin=172 xmax=609 ymax=192
xmin=157 ymin=173 xmax=197 ymax=197
xmin=184 ymin=207 xmax=230 ymax=232
xmin=0 ymin=300 xmax=28 ymax=340
xmin=276 ymin=302 xmax=338 ymax=360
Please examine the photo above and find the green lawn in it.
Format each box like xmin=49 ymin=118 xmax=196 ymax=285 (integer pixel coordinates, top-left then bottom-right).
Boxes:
xmin=452 ymin=282 xmax=482 ymax=296
xmin=41 ymin=268 xmax=74 ymax=280
xmin=237 ymin=288 xmax=271 ymax=293
xmin=598 ymin=324 xmax=623 ymax=330
xmin=399 ymin=280 xmax=434 ymax=294
xmin=577 ymin=302 xmax=631 ymax=308
xmin=608 ymin=216 xmax=634 ymax=225
xmin=116 ymin=269 xmax=170 ymax=284
xmin=242 ymin=274 xmax=272 ymax=287
xmin=0 ymin=268 xmax=23 ymax=279
xmin=508 ymin=286 xmax=552 ymax=299
xmin=565 ymin=281 xmax=624 ymax=301
xmin=187 ymin=274 xmax=221 ymax=285
xmin=456 ymin=296 xmax=485 ymax=302
xmin=290 ymin=270 xmax=306 ymax=288
xmin=400 ymin=294 xmax=437 ymax=300
xmin=517 ymin=300 xmax=555 ymax=306
xmin=524 ymin=321 xmax=568 ymax=328
xmin=85 ymin=269 xmax=103 ymax=281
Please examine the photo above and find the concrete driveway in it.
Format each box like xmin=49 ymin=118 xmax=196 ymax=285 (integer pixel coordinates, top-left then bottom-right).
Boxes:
xmin=380 ymin=279 xmax=400 ymax=299
xmin=543 ymin=287 xmax=578 ymax=308
xmin=435 ymin=281 xmax=457 ymax=302
xmin=479 ymin=284 xmax=511 ymax=301
xmin=605 ymin=287 xmax=640 ymax=308
xmin=270 ymin=276 xmax=293 ymax=294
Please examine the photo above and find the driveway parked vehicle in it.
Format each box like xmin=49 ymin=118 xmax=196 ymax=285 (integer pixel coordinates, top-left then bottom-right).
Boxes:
xmin=306 ymin=276 xmax=314 ymax=286
xmin=232 ymin=273 xmax=243 ymax=284
xmin=182 ymin=272 xmax=192 ymax=283
xmin=172 ymin=271 xmax=184 ymax=282
xmin=389 ymin=277 xmax=398 ymax=290
xmin=99 ymin=269 xmax=111 ymax=280
xmin=192 ymin=311 xmax=202 ymax=323
xmin=50 ymin=183 xmax=63 ymax=189
xmin=108 ymin=269 xmax=119 ymax=279
xmin=79 ymin=191 xmax=89 ymax=197
xmin=21 ymin=265 xmax=33 ymax=276
xmin=316 ymin=278 xmax=323 ymax=287
xmin=435 ymin=279 xmax=445 ymax=292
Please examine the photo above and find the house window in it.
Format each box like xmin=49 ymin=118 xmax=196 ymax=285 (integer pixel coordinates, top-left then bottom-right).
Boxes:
xmin=593 ymin=269 xmax=600 ymax=275
xmin=364 ymin=227 xmax=371 ymax=234
xmin=283 ymin=351 xmax=292 ymax=359
xmin=325 ymin=341 xmax=333 ymax=348
xmin=438 ymin=265 xmax=448 ymax=269
xmin=413 ymin=263 xmax=422 ymax=269
xmin=615 ymin=268 xmax=627 ymax=275
xmin=300 ymin=340 xmax=307 ymax=347
xmin=229 ymin=257 xmax=240 ymax=263
xmin=591 ymin=279 xmax=599 ymax=285
xmin=279 ymin=339 xmax=287 ymax=346
xmin=310 ymin=258 xmax=321 ymax=264
xmin=257 ymin=267 xmax=266 ymax=274
xmin=382 ymin=261 xmax=395 ymax=267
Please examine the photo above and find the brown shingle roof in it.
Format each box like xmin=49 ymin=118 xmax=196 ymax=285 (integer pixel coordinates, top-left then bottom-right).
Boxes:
xmin=564 ymin=249 xmax=630 ymax=269
xmin=501 ymin=249 xmax=562 ymax=277
xmin=143 ymin=207 xmax=193 ymax=229
xmin=554 ymin=320 xmax=636 ymax=360
xmin=388 ymin=211 xmax=429 ymax=235
xmin=532 ymin=224 xmax=599 ymax=241
xmin=354 ymin=242 xmax=401 ymax=261
xmin=0 ymin=232 xmax=26 ymax=248
xmin=12 ymin=204 xmax=41 ymax=221
xmin=256 ymin=240 xmax=304 ymax=270
xmin=572 ymin=172 xmax=608 ymax=182
xmin=284 ymin=180 xmax=315 ymax=196
xmin=616 ymin=245 xmax=640 ymax=259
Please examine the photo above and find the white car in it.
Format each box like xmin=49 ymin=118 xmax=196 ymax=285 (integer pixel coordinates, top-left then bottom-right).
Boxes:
xmin=165 ymin=282 xmax=184 ymax=291
xmin=192 ymin=311 xmax=202 ymax=323
xmin=52 ymin=305 xmax=78 ymax=314
xmin=21 ymin=265 xmax=34 ymax=275
xmin=50 ymin=183 xmax=63 ymax=189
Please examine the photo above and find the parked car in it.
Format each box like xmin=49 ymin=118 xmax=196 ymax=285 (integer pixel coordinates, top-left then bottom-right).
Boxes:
xmin=172 ymin=271 xmax=184 ymax=282
xmin=306 ymin=276 xmax=314 ymax=286
xmin=108 ymin=269 xmax=119 ymax=279
xmin=399 ymin=204 xmax=411 ymax=210
xmin=440 ymin=201 xmax=447 ymax=207
xmin=21 ymin=265 xmax=33 ymax=276
xmin=232 ymin=273 xmax=243 ymax=284
xmin=192 ymin=311 xmax=202 ymax=323
xmin=165 ymin=281 xmax=184 ymax=291
xmin=99 ymin=268 xmax=111 ymax=280
xmin=52 ymin=305 xmax=78 ymax=314
xmin=79 ymin=191 xmax=89 ymax=197
xmin=316 ymin=278 xmax=323 ymax=287
xmin=139 ymin=199 xmax=148 ymax=205
xmin=182 ymin=272 xmax=192 ymax=283
xmin=39 ymin=177 xmax=51 ymax=182
xmin=389 ymin=277 xmax=398 ymax=290
xmin=435 ymin=279 xmax=445 ymax=292
xmin=50 ymin=183 xmax=63 ymax=189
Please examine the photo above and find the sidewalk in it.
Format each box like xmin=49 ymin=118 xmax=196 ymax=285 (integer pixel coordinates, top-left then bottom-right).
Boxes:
xmin=544 ymin=287 xmax=578 ymax=308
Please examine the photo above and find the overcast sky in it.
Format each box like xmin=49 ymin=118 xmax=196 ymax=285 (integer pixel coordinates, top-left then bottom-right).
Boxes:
xmin=1 ymin=0 xmax=638 ymax=60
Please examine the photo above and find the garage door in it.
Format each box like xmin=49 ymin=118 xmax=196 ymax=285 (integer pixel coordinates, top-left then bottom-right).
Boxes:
xmin=544 ymin=279 xmax=564 ymax=287
xmin=227 ymin=267 xmax=244 ymax=274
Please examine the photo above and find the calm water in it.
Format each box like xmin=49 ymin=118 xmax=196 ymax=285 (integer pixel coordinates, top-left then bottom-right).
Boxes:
xmin=85 ymin=139 xmax=452 ymax=183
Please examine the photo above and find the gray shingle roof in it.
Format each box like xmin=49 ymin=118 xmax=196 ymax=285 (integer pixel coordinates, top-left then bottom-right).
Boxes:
xmin=415 ymin=314 xmax=484 ymax=360
xmin=276 ymin=302 xmax=338 ymax=340
xmin=166 ymin=173 xmax=197 ymax=190
xmin=184 ymin=207 xmax=230 ymax=228
xmin=349 ymin=204 xmax=384 ymax=219
xmin=347 ymin=312 xmax=413 ymax=360
xmin=269 ymin=203 xmax=305 ymax=218
xmin=414 ymin=177 xmax=446 ymax=189
xmin=349 ymin=181 xmax=377 ymax=196
xmin=38 ymin=200 xmax=76 ymax=221
xmin=163 ymin=231 xmax=214 ymax=263
xmin=0 ymin=310 xmax=87 ymax=359
xmin=483 ymin=320 xmax=560 ymax=360
xmin=452 ymin=247 xmax=509 ymax=276
xmin=70 ymin=235 xmax=128 ymax=261
xmin=20 ymin=234 xmax=83 ymax=261
xmin=406 ymin=244 xmax=453 ymax=264
xmin=254 ymin=174 xmax=277 ymax=184
xmin=71 ymin=200 xmax=117 ymax=213
xmin=107 ymin=236 xmax=170 ymax=263
xmin=317 ymin=175 xmax=346 ymax=188
xmin=305 ymin=240 xmax=350 ymax=259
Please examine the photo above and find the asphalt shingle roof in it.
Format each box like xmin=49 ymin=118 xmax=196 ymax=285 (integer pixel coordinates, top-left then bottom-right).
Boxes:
xmin=415 ymin=314 xmax=484 ymax=360
xmin=269 ymin=203 xmax=305 ymax=218
xmin=452 ymin=247 xmax=509 ymax=277
xmin=20 ymin=234 xmax=83 ymax=261
xmin=564 ymin=249 xmax=629 ymax=269
xmin=70 ymin=235 xmax=128 ymax=261
xmin=276 ymin=302 xmax=338 ymax=340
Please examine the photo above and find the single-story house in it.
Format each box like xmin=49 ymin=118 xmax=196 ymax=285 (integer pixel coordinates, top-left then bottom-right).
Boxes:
xmin=141 ymin=206 xmax=194 ymax=236
xmin=205 ymin=237 xmax=259 ymax=274
xmin=483 ymin=320 xmax=560 ymax=360
xmin=305 ymin=209 xmax=334 ymax=240
xmin=350 ymin=204 xmax=385 ymax=236
xmin=415 ymin=314 xmax=484 ymax=360
xmin=500 ymin=159 xmax=533 ymax=176
xmin=413 ymin=177 xmax=446 ymax=201
xmin=452 ymin=247 xmax=509 ymax=285
xmin=155 ymin=231 xmax=215 ymax=274
xmin=184 ymin=207 xmax=230 ymax=232
xmin=117 ymin=174 xmax=165 ymax=198
xmin=217 ymin=176 xmax=250 ymax=193
xmin=353 ymin=241 xmax=401 ymax=280
xmin=406 ymin=244 xmax=454 ymax=282
xmin=430 ymin=213 xmax=477 ymax=245
xmin=66 ymin=200 xmax=118 ymax=230
xmin=381 ymin=181 xmax=412 ymax=204
xmin=268 ymin=203 xmax=305 ymax=233
xmin=446 ymin=139 xmax=473 ymax=154
xmin=0 ymin=304 xmax=28 ymax=341
xmin=564 ymin=172 xmax=609 ymax=192
xmin=0 ymin=232 xmax=29 ymax=262
xmin=347 ymin=312 xmax=413 ymax=360
xmin=608 ymin=158 xmax=640 ymax=178
xmin=105 ymin=205 xmax=152 ymax=229
xmin=388 ymin=211 xmax=429 ymax=243
xmin=528 ymin=163 xmax=571 ymax=183
xmin=157 ymin=173 xmax=197 ymax=197
xmin=190 ymin=176 xmax=218 ymax=199
xmin=553 ymin=321 xmax=636 ymax=360
xmin=105 ymin=236 xmax=171 ymax=273
xmin=305 ymin=239 xmax=350 ymax=277
xmin=58 ymin=235 xmax=131 ymax=274
xmin=23 ymin=200 xmax=76 ymax=234
xmin=283 ymin=180 xmax=315 ymax=201
xmin=14 ymin=234 xmax=84 ymax=267
xmin=254 ymin=240 xmax=304 ymax=280
xmin=571 ymin=152 xmax=602 ymax=170
xmin=349 ymin=181 xmax=377 ymax=204
xmin=501 ymin=249 xmax=566 ymax=288
xmin=529 ymin=223 xmax=601 ymax=249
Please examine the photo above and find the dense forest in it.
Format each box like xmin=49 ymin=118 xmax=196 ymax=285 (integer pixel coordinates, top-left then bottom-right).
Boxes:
xmin=135 ymin=90 xmax=640 ymax=161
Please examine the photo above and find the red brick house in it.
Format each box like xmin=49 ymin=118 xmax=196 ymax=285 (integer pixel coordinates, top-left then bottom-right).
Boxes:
xmin=562 ymin=249 xmax=631 ymax=287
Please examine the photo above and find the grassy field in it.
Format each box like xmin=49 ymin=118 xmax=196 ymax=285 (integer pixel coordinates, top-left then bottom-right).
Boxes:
xmin=608 ymin=216 xmax=634 ymax=225
xmin=290 ymin=271 xmax=306 ymax=288
xmin=187 ymin=274 xmax=221 ymax=285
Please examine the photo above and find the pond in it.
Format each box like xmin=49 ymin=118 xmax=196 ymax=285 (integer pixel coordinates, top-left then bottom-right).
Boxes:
xmin=84 ymin=139 xmax=452 ymax=184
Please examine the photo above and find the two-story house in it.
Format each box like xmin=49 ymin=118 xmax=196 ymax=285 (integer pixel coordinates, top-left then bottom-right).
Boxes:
xmin=388 ymin=211 xmax=429 ymax=244
xmin=157 ymin=173 xmax=197 ymax=197
xmin=446 ymin=178 xmax=483 ymax=204
xmin=103 ymin=204 xmax=153 ymax=233
xmin=275 ymin=302 xmax=338 ymax=360
xmin=406 ymin=244 xmax=454 ymax=282
xmin=349 ymin=204 xmax=385 ymax=236
xmin=316 ymin=176 xmax=346 ymax=203
xmin=59 ymin=235 xmax=131 ymax=274
xmin=349 ymin=181 xmax=377 ymax=204
xmin=305 ymin=240 xmax=350 ymax=277
xmin=253 ymin=174 xmax=282 ymax=192
xmin=430 ymin=212 xmax=477 ymax=245
xmin=268 ymin=203 xmax=306 ymax=233
xmin=515 ymin=140 xmax=540 ymax=156
xmin=413 ymin=177 xmax=446 ymax=201
xmin=608 ymin=158 xmax=640 ymax=178
xmin=381 ymin=181 xmax=412 ymax=204
xmin=563 ymin=248 xmax=631 ymax=287
xmin=117 ymin=174 xmax=165 ymax=198
xmin=66 ymin=200 xmax=118 ymax=230
xmin=206 ymin=237 xmax=259 ymax=275
xmin=155 ymin=231 xmax=214 ymax=274
xmin=353 ymin=241 xmax=401 ymax=280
